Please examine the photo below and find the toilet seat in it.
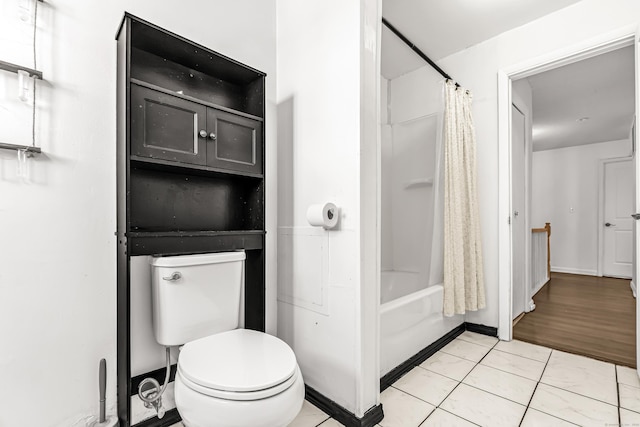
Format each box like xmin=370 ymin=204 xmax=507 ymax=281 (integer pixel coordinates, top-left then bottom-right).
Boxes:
xmin=178 ymin=329 xmax=299 ymax=401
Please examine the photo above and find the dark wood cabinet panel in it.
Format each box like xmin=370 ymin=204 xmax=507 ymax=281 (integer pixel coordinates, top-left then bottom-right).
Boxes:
xmin=207 ymin=108 xmax=262 ymax=174
xmin=131 ymin=82 xmax=263 ymax=175
xmin=131 ymin=84 xmax=207 ymax=165
xmin=117 ymin=14 xmax=266 ymax=427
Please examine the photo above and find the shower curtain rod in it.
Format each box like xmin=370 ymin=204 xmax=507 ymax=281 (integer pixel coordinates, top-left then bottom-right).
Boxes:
xmin=382 ymin=17 xmax=460 ymax=86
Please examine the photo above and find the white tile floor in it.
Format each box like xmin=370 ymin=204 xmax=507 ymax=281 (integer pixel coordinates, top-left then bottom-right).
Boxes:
xmin=170 ymin=332 xmax=640 ymax=426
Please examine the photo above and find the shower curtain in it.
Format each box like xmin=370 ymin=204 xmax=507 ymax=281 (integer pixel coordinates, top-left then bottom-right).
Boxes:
xmin=433 ymin=80 xmax=485 ymax=316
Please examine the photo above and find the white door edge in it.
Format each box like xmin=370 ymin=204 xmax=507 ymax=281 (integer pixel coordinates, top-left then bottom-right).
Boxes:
xmin=634 ymin=26 xmax=640 ymax=376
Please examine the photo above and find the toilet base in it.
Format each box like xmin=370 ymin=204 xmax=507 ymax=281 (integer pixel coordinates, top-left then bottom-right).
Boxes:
xmin=175 ymin=366 xmax=305 ymax=427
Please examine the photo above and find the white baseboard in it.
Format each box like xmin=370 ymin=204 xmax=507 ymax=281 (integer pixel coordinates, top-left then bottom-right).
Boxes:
xmin=550 ymin=266 xmax=598 ymax=276
xmin=631 ymin=281 xmax=637 ymax=298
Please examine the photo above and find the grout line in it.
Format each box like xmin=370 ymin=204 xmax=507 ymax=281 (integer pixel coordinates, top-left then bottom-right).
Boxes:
xmin=437 ymin=407 xmax=483 ymax=426
xmin=518 ymin=344 xmax=554 ymax=426
xmin=389 ymin=384 xmax=451 ymax=410
xmin=477 ymin=359 xmax=543 ymax=382
xmin=416 ymin=407 xmax=434 ymax=427
xmin=475 ymin=358 xmax=541 ymax=382
xmin=419 ymin=364 xmax=468 ymax=383
xmin=491 ymin=346 xmax=552 ymax=364
xmin=526 ymin=408 xmax=582 ymax=426
xmin=455 ymin=333 xmax=499 ymax=349
xmin=430 ymin=343 xmax=496 ymax=422
xmin=616 ymin=365 xmax=621 ymax=427
xmin=314 ymin=415 xmax=330 ymax=427
xmin=460 ymin=381 xmax=529 ymax=408
xmin=537 ymin=351 xmax=619 ymax=407
xmin=438 ymin=347 xmax=486 ymax=364
xmin=438 ymin=338 xmax=496 ymax=366
xmin=539 ymin=382 xmax=619 ymax=408
xmin=518 ymin=382 xmax=541 ymax=426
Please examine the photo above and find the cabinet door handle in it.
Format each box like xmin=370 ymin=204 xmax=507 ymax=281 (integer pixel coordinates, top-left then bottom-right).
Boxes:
xmin=209 ymin=133 xmax=217 ymax=140
xmin=162 ymin=272 xmax=182 ymax=281
xmin=199 ymin=130 xmax=207 ymax=138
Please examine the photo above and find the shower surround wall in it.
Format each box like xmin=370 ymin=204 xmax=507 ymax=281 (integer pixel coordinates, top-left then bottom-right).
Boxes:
xmin=380 ymin=68 xmax=463 ymax=376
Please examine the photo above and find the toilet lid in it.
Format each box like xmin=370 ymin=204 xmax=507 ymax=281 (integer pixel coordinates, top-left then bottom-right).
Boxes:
xmin=179 ymin=329 xmax=298 ymax=392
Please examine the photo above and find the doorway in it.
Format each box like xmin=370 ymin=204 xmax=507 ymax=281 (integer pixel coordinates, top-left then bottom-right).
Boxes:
xmin=498 ymin=33 xmax=638 ymax=370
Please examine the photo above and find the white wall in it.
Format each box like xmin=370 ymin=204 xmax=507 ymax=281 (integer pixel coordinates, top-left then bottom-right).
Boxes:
xmin=0 ymin=1 xmax=276 ymax=426
xmin=532 ymin=140 xmax=632 ymax=275
xmin=276 ymin=0 xmax=379 ymax=417
xmin=422 ymin=0 xmax=640 ymax=328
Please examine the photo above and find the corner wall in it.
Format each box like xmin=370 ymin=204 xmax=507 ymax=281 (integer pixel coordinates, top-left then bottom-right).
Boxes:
xmin=276 ymin=0 xmax=380 ymax=417
xmin=0 ymin=1 xmax=276 ymax=426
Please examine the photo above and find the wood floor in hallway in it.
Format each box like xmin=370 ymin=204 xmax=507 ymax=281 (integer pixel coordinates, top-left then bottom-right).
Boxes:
xmin=513 ymin=272 xmax=636 ymax=368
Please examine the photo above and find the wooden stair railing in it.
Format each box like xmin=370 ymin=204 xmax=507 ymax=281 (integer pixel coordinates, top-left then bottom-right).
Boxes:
xmin=531 ymin=222 xmax=551 ymax=288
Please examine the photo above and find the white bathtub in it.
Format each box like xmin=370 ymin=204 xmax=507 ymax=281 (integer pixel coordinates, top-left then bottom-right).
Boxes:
xmin=380 ymin=271 xmax=462 ymax=376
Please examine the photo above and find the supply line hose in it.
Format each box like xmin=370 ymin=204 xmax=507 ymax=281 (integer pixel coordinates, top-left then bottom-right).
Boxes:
xmin=137 ymin=347 xmax=171 ymax=418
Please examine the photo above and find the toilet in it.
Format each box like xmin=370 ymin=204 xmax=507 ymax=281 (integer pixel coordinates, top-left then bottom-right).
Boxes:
xmin=150 ymin=251 xmax=304 ymax=427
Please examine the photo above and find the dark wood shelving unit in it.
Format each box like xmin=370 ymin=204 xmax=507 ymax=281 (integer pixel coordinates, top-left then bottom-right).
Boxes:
xmin=116 ymin=13 xmax=266 ymax=427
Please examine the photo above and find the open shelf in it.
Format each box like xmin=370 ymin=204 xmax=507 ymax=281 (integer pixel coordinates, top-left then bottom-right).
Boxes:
xmin=404 ymin=178 xmax=433 ymax=189
xmin=129 ymin=166 xmax=264 ymax=232
xmin=129 ymin=27 xmax=264 ymax=118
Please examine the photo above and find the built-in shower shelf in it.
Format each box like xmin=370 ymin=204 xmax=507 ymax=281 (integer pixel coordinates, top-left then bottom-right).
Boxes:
xmin=404 ymin=178 xmax=433 ymax=189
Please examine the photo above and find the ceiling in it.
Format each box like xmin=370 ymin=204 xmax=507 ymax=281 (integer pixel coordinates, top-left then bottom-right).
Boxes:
xmin=381 ymin=0 xmax=583 ymax=80
xmin=523 ymin=45 xmax=635 ymax=152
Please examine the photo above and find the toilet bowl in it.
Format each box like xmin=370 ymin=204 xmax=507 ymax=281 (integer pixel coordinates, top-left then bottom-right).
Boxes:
xmin=174 ymin=329 xmax=305 ymax=427
xmin=150 ymin=252 xmax=304 ymax=426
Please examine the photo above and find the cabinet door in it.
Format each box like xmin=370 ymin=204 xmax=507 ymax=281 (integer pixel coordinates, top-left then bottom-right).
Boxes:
xmin=206 ymin=108 xmax=263 ymax=174
xmin=131 ymin=84 xmax=207 ymax=165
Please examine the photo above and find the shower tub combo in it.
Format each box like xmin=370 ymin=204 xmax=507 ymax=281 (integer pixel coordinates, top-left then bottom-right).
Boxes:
xmin=379 ymin=271 xmax=460 ymax=376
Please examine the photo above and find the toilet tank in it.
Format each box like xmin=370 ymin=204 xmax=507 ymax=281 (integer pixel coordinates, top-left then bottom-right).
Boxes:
xmin=150 ymin=251 xmax=245 ymax=346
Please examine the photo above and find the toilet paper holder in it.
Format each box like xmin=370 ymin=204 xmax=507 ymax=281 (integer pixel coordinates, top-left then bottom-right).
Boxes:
xmin=306 ymin=202 xmax=340 ymax=230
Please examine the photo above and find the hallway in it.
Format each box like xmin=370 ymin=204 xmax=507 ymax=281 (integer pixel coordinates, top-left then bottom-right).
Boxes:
xmin=514 ymin=272 xmax=636 ymax=367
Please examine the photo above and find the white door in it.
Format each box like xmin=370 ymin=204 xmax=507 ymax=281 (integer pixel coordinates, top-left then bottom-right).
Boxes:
xmin=604 ymin=159 xmax=633 ymax=278
xmin=512 ymin=105 xmax=526 ymax=319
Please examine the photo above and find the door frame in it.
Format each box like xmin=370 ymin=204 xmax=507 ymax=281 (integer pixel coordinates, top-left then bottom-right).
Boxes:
xmin=598 ymin=156 xmax=634 ymax=278
xmin=497 ymin=28 xmax=637 ymax=341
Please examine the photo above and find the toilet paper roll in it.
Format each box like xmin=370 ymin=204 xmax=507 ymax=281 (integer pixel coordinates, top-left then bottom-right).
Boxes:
xmin=306 ymin=203 xmax=339 ymax=229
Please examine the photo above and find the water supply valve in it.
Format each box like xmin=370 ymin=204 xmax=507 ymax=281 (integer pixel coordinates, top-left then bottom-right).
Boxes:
xmin=138 ymin=377 xmax=166 ymax=419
